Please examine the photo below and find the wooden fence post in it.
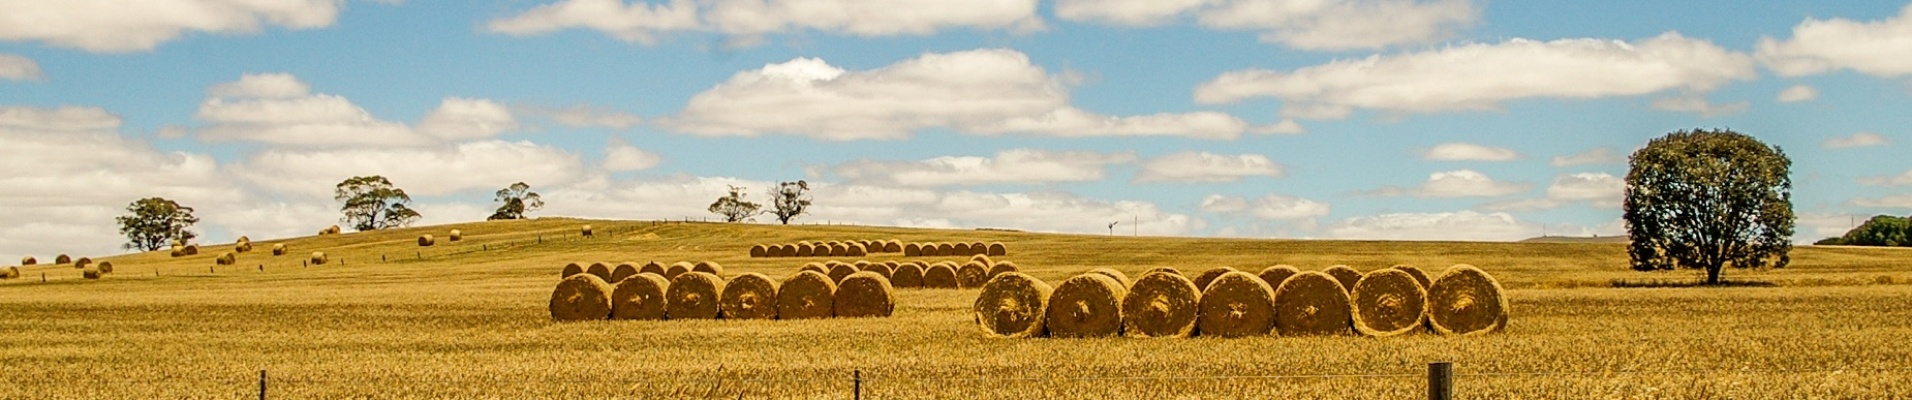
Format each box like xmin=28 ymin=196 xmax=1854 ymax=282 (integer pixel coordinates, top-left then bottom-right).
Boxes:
xmin=259 ymin=370 xmax=267 ymax=400
xmin=1428 ymin=362 xmax=1452 ymax=400
xmin=853 ymin=369 xmax=861 ymax=400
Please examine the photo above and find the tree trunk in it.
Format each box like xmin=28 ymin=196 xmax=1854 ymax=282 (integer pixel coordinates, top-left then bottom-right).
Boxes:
xmin=1705 ymin=264 xmax=1722 ymax=285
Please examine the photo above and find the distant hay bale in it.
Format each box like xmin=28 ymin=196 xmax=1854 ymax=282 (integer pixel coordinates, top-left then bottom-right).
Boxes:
xmin=1193 ymin=267 xmax=1238 ymax=291
xmin=957 ymin=261 xmax=990 ymax=288
xmin=549 ymin=274 xmax=615 ymax=321
xmin=1427 ymin=264 xmax=1508 ymax=336
xmin=1088 ymin=268 xmax=1132 ymax=288
xmin=969 ymin=242 xmax=986 ymax=256
xmin=903 ymin=243 xmax=922 ymax=256
xmin=561 ymin=262 xmax=584 ymax=278
xmin=183 ymin=245 xmax=198 ymax=256
xmin=234 ymin=242 xmax=252 ymax=253
xmin=882 ymin=260 xmax=899 ymax=269
xmin=214 ymin=253 xmax=235 ymax=266
xmin=987 ymin=242 xmax=1007 ymax=256
xmin=824 ymin=260 xmax=845 ymax=270
xmin=969 ymin=254 xmax=993 ymax=267
xmin=952 ymin=243 xmax=972 ymax=256
xmin=3 ymin=266 xmax=18 ymax=279
xmin=1273 ymin=271 xmax=1353 ymax=336
xmin=97 ymin=261 xmax=114 ymax=274
xmin=609 ymin=273 xmax=670 ymax=320
xmin=611 ymin=262 xmax=640 ymax=283
xmin=417 ymin=234 xmax=435 ymax=247
xmin=974 ymin=272 xmax=1052 ymax=338
xmin=1393 ymin=265 xmax=1433 ymax=290
xmin=1323 ymin=265 xmax=1362 ymax=293
xmin=1196 ymin=271 xmax=1277 ymax=338
xmin=835 ymin=271 xmax=896 ymax=318
xmin=922 ymin=263 xmax=959 ymax=289
xmin=1351 ymin=269 xmax=1429 ymax=338
xmin=935 ymin=243 xmax=955 ymax=256
xmin=883 ymin=240 xmax=902 ymax=253
xmin=796 ymin=243 xmax=815 ymax=257
xmin=170 ymin=239 xmax=182 ymax=248
xmin=892 ymin=262 xmax=926 ymax=288
xmin=171 ymin=248 xmax=183 ymax=257
xmin=587 ymin=262 xmax=613 ymax=282
xmin=800 ymin=262 xmax=828 ymax=275
xmin=581 ymin=224 xmax=593 ymax=237
xmin=448 ymin=229 xmax=462 ymax=242
xmin=83 ymin=267 xmax=102 ymax=280
xmin=750 ymin=244 xmax=768 ymax=258
xmin=309 ymin=252 xmax=327 ymax=265
xmin=1045 ymin=273 xmax=1128 ymax=338
xmin=721 ymin=272 xmax=780 ymax=320
xmin=1123 ymin=271 xmax=1201 ymax=338
xmin=777 ymin=270 xmax=836 ymax=319
xmin=640 ymin=261 xmax=666 ymax=277
xmin=846 ymin=243 xmax=867 ymax=257
xmin=73 ymin=257 xmax=92 ymax=269
xmin=1143 ymin=266 xmax=1183 ymax=277
xmin=236 ymin=235 xmax=249 ymax=243
xmin=21 ymin=256 xmax=36 ymax=266
xmin=271 ymin=244 xmax=286 ymax=256
xmin=55 ymin=254 xmax=71 ymax=264
xmin=988 ymin=261 xmax=1020 ymax=277
xmin=827 ymin=264 xmax=859 ymax=284
xmin=665 ymin=262 xmax=693 ymax=280
xmin=1257 ymin=265 xmax=1300 ymax=289
xmin=666 ymin=272 xmax=725 ymax=319
xmin=829 ymin=243 xmax=848 ymax=257
xmin=693 ymin=261 xmax=725 ymax=277
xmin=859 ymin=262 xmax=894 ymax=280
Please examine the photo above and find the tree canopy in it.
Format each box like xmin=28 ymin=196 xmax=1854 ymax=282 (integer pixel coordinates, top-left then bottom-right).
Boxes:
xmin=708 ymin=185 xmax=762 ymax=223
xmin=335 ymin=176 xmax=422 ymax=231
xmin=1816 ymin=215 xmax=1912 ymax=246
xmin=1624 ymin=128 xmax=1794 ymax=284
xmin=767 ymin=180 xmax=811 ymax=225
xmin=116 ymin=197 xmax=198 ymax=251
xmin=488 ymin=182 xmax=544 ymax=220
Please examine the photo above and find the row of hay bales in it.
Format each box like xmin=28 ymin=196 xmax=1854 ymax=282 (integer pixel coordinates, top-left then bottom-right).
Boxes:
xmin=550 ymin=261 xmax=896 ymax=321
xmin=903 ymin=242 xmax=1007 ymax=257
xmin=786 ymin=254 xmax=1023 ymax=290
xmin=317 ymin=225 xmax=342 ymax=235
xmin=974 ymin=264 xmax=1507 ymax=338
xmin=417 ymin=229 xmax=464 ymax=247
xmin=751 ymin=239 xmax=901 ymax=258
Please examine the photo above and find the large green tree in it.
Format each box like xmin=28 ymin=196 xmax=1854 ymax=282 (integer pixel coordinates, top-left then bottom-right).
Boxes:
xmin=1624 ymin=129 xmax=1794 ymax=284
xmin=115 ymin=197 xmax=199 ymax=251
xmin=708 ymin=185 xmax=762 ymax=223
xmin=335 ymin=176 xmax=422 ymax=231
xmin=1829 ymin=215 xmax=1912 ymax=247
xmin=766 ymin=180 xmax=811 ymax=225
xmin=488 ymin=182 xmax=544 ymax=220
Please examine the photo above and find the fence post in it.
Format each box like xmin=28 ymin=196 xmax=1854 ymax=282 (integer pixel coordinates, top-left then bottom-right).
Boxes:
xmin=259 ymin=369 xmax=267 ymax=400
xmin=853 ymin=369 xmax=861 ymax=400
xmin=1428 ymin=362 xmax=1452 ymax=400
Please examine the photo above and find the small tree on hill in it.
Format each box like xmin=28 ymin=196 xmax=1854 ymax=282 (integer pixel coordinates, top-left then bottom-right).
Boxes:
xmin=708 ymin=185 xmax=762 ymax=223
xmin=1624 ymin=128 xmax=1794 ymax=284
xmin=336 ymin=176 xmax=422 ymax=231
xmin=116 ymin=197 xmax=199 ymax=251
xmin=488 ymin=182 xmax=544 ymax=220
xmin=767 ymin=180 xmax=811 ymax=225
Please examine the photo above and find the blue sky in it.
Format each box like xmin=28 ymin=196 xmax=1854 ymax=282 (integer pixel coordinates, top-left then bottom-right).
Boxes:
xmin=3 ymin=0 xmax=1910 ymax=261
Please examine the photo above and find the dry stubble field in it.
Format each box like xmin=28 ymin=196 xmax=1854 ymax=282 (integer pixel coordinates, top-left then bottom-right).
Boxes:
xmin=4 ymin=218 xmax=1912 ymax=399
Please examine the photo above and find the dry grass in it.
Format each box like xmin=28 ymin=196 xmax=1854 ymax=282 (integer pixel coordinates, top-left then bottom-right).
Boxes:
xmin=1088 ymin=268 xmax=1131 ymax=288
xmin=611 ymin=262 xmax=639 ymax=283
xmin=1394 ymin=265 xmax=1432 ymax=290
xmin=1194 ymin=267 xmax=1238 ymax=291
xmin=892 ymin=262 xmax=925 ymax=288
xmin=957 ymin=261 xmax=989 ymax=288
xmin=586 ymin=262 xmax=612 ymax=282
xmin=693 ymin=261 xmax=725 ymax=277
xmin=923 ymin=263 xmax=959 ymax=289
xmin=1323 ymin=265 xmax=1363 ymax=293
xmin=988 ymin=261 xmax=1020 ymax=278
xmin=1258 ymin=265 xmax=1300 ymax=289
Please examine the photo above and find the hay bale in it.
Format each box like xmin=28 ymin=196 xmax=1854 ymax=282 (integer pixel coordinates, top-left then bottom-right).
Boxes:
xmin=693 ymin=261 xmax=725 ymax=277
xmin=1272 ymin=271 xmax=1353 ymax=336
xmin=666 ymin=271 xmax=725 ymax=319
xmin=183 ymin=245 xmax=198 ymax=256
xmin=922 ymin=263 xmax=959 ymax=289
xmin=3 ymin=266 xmax=18 ymax=279
xmin=1088 ymin=268 xmax=1132 ymax=288
xmin=987 ymin=242 xmax=1007 ymax=256
xmin=326 ymin=225 xmax=341 ymax=235
xmin=1257 ymin=265 xmax=1300 ymax=289
xmin=777 ymin=270 xmax=836 ymax=319
xmin=609 ymin=273 xmax=669 ymax=320
xmin=750 ymin=244 xmax=768 ymax=258
xmin=934 ymin=242 xmax=955 ymax=256
xmin=1045 ymin=273 xmax=1128 ymax=338
xmin=1143 ymin=266 xmax=1183 ymax=277
xmin=883 ymin=240 xmax=902 ymax=253
xmin=957 ymin=261 xmax=990 ymax=288
xmin=1123 ymin=271 xmax=1201 ymax=338
xmin=549 ymin=274 xmax=615 ymax=321
xmin=640 ymin=261 xmax=666 ymax=277
xmin=170 ymin=248 xmax=183 ymax=257
xmin=969 ymin=242 xmax=986 ymax=256
xmin=988 ymin=261 xmax=1020 ymax=277
xmin=55 ymin=254 xmax=71 ymax=264
xmin=581 ymin=224 xmax=593 ymax=237
xmin=417 ymin=234 xmax=435 ymax=247
xmin=586 ymin=262 xmax=613 ymax=282
xmin=1351 ymin=269 xmax=1428 ymax=338
xmin=73 ymin=257 xmax=92 ymax=269
xmin=20 ymin=256 xmax=35 ymax=266
xmin=1427 ymin=264 xmax=1509 ymax=336
xmin=665 ymin=262 xmax=693 ymax=280
xmin=611 ymin=262 xmax=640 ymax=283
xmin=892 ymin=262 xmax=925 ymax=288
xmin=271 ymin=244 xmax=286 ymax=256
xmin=969 ymin=254 xmax=993 ymax=267
xmin=448 ymin=229 xmax=462 ymax=242
xmin=234 ymin=242 xmax=252 ymax=253
xmin=796 ymin=243 xmax=815 ymax=257
xmin=827 ymin=264 xmax=859 ymax=284
xmin=309 ymin=252 xmax=327 ymax=265
xmin=1323 ymin=265 xmax=1362 ymax=293
xmin=846 ymin=243 xmax=866 ymax=257
xmin=1193 ymin=267 xmax=1238 ymax=291
xmin=1196 ymin=271 xmax=1277 ymax=337
xmin=214 ymin=253 xmax=235 ymax=266
xmin=97 ymin=261 xmax=114 ymax=274
xmin=859 ymin=262 xmax=894 ymax=279
xmin=952 ymin=243 xmax=972 ymax=256
xmin=833 ymin=242 xmax=851 ymax=257
xmin=560 ymin=263 xmax=584 ymax=278
xmin=903 ymin=243 xmax=922 ymax=256
xmin=721 ymin=272 xmax=780 ymax=320
xmin=975 ymin=272 xmax=1052 ymax=338
xmin=82 ymin=267 xmax=101 ymax=280
xmin=834 ymin=271 xmax=896 ymax=318
xmin=1393 ymin=265 xmax=1433 ymax=290
xmin=800 ymin=262 xmax=828 ymax=275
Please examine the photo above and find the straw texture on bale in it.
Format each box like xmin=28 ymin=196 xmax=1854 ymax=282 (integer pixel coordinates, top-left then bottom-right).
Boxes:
xmin=55 ymin=254 xmax=71 ymax=264
xmin=561 ymin=262 xmax=585 ymax=278
xmin=666 ymin=272 xmax=725 ymax=319
xmin=1193 ymin=267 xmax=1238 ymax=291
xmin=609 ymin=273 xmax=670 ymax=320
xmin=988 ymin=261 xmax=1020 ymax=277
xmin=969 ymin=242 xmax=986 ymax=256
xmin=969 ymin=254 xmax=993 ymax=267
xmin=903 ymin=243 xmax=922 ymax=257
xmin=1045 ymin=273 xmax=1128 ymax=338
xmin=73 ymin=257 xmax=92 ymax=269
xmin=986 ymin=242 xmax=1006 ymax=256
xmin=834 ymin=271 xmax=896 ymax=318
xmin=935 ymin=243 xmax=955 ymax=256
xmin=83 ymin=267 xmax=101 ymax=280
xmin=883 ymin=241 xmax=902 ymax=253
xmin=1273 ymin=271 xmax=1353 ymax=336
xmin=827 ymin=264 xmax=859 ymax=284
xmin=1258 ymin=265 xmax=1300 ymax=290
xmin=721 ymin=273 xmax=781 ymax=320
xmin=957 ymin=261 xmax=990 ymax=288
xmin=1088 ymin=268 xmax=1132 ymax=288
xmin=665 ymin=262 xmax=693 ymax=280
xmin=214 ymin=253 xmax=235 ymax=266
xmin=97 ymin=261 xmax=113 ymax=274
xmin=750 ymin=244 xmax=767 ymax=258
xmin=693 ymin=261 xmax=724 ymax=277
xmin=309 ymin=252 xmax=326 ymax=265
xmin=777 ymin=270 xmax=836 ymax=319
xmin=1393 ymin=265 xmax=1433 ymax=290
xmin=448 ymin=229 xmax=462 ymax=242
xmin=549 ymin=274 xmax=615 ymax=321
xmin=860 ymin=263 xmax=894 ymax=279
xmin=922 ymin=263 xmax=959 ymax=289
xmin=800 ymin=262 xmax=828 ymax=275
xmin=418 ymin=234 xmax=435 ymax=247
xmin=183 ymin=245 xmax=198 ymax=256
xmin=1323 ymin=265 xmax=1362 ymax=293
xmin=21 ymin=256 xmax=35 ymax=266
xmin=1427 ymin=264 xmax=1509 ymax=336
xmin=796 ymin=243 xmax=815 ymax=257
xmin=271 ymin=244 xmax=286 ymax=256
xmin=581 ymin=224 xmax=593 ymax=237
xmin=1197 ymin=272 xmax=1277 ymax=338
xmin=974 ymin=272 xmax=1053 ymax=338
xmin=235 ymin=242 xmax=252 ymax=253
xmin=586 ymin=262 xmax=613 ymax=282
xmin=611 ymin=263 xmax=640 ymax=283
xmin=1350 ymin=269 xmax=1429 ymax=337
xmin=891 ymin=262 xmax=925 ymax=288
xmin=828 ymin=243 xmax=847 ymax=257
xmin=1122 ymin=271 xmax=1201 ymax=338
xmin=640 ymin=261 xmax=666 ymax=277
xmin=846 ymin=243 xmax=866 ymax=257
xmin=1143 ymin=266 xmax=1183 ymax=277
xmin=952 ymin=243 xmax=972 ymax=256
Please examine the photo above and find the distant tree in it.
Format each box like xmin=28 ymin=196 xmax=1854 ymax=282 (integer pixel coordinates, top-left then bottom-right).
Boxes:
xmin=1834 ymin=215 xmax=1912 ymax=247
xmin=708 ymin=185 xmax=762 ymax=223
xmin=335 ymin=176 xmax=422 ymax=231
xmin=1624 ymin=128 xmax=1794 ymax=284
xmin=115 ymin=197 xmax=199 ymax=251
xmin=488 ymin=182 xmax=544 ymax=220
xmin=1813 ymin=237 xmax=1845 ymax=246
xmin=766 ymin=180 xmax=812 ymax=225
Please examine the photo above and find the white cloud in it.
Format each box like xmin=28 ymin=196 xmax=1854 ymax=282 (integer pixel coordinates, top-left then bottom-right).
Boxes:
xmin=416 ymin=98 xmax=519 ymax=141
xmin=0 ymin=0 xmax=349 ymax=53
xmin=516 ymin=104 xmax=644 ymax=130
xmin=195 ymin=73 xmax=519 ymax=147
xmin=1196 ymin=32 xmax=1755 ymax=119
xmin=1756 ymin=4 xmax=1912 ymax=77
xmin=1251 ymin=118 xmax=1306 ymax=135
xmin=1860 ymin=169 xmax=1912 ymax=187
xmin=1824 ymin=132 xmax=1888 ymax=149
xmin=969 ymin=108 xmax=1246 ymax=140
xmin=832 ymin=149 xmax=1134 ymax=187
xmin=1134 ymin=151 xmax=1285 ymax=183
xmin=1776 ymin=84 xmax=1818 ymax=103
xmin=1364 ymin=169 xmax=1529 ymax=198
xmin=1648 ymin=95 xmax=1749 ymax=117
xmin=1480 ymin=172 xmax=1624 ymax=211
xmin=1422 ymin=142 xmax=1519 ymax=161
xmin=1327 ymin=210 xmax=1538 ymax=241
xmin=601 ymin=138 xmax=662 ymax=172
xmin=1199 ymin=194 xmax=1249 ymax=213
xmin=487 ymin=0 xmax=1043 ymax=45
xmin=1248 ymin=194 xmax=1331 ymax=220
xmin=207 ymin=72 xmax=310 ymax=99
xmin=0 ymin=53 xmax=42 ymax=81
xmin=1797 ymin=212 xmax=1864 ymax=241
xmin=0 ymin=106 xmax=122 ymax=131
xmin=230 ymin=140 xmax=586 ymax=199
xmin=1057 ymin=0 xmax=1478 ymax=51
xmin=1551 ymin=147 xmax=1624 ymax=167
xmin=1851 ymin=194 xmax=1912 ymax=209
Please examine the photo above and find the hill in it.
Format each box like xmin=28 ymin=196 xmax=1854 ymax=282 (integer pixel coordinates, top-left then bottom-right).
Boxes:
xmin=1518 ymin=235 xmax=1630 ymax=244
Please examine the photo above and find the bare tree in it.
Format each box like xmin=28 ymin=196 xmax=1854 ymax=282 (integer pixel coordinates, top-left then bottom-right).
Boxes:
xmin=766 ymin=180 xmax=811 ymax=225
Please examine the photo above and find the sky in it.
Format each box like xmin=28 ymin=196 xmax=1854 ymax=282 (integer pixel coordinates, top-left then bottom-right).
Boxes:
xmin=3 ymin=0 xmax=1911 ymax=262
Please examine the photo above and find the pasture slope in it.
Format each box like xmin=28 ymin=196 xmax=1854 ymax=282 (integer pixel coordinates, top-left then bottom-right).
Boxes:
xmin=3 ymin=218 xmax=1911 ymax=398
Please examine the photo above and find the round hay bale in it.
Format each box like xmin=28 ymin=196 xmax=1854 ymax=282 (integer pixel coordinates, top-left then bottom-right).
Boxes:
xmin=750 ymin=244 xmax=768 ymax=258
xmin=73 ymin=257 xmax=92 ymax=269
xmin=1123 ymin=271 xmax=1201 ymax=338
xmin=1045 ymin=273 xmax=1128 ymax=338
xmin=665 ymin=262 xmax=693 ymax=280
xmin=827 ymin=264 xmax=859 ymax=284
xmin=21 ymin=256 xmax=36 ymax=266
xmin=170 ymin=239 xmax=182 ymax=248
xmin=1088 ymin=268 xmax=1132 ymax=288
xmin=309 ymin=252 xmax=327 ymax=265
xmin=721 ymin=272 xmax=780 ymax=320
xmin=170 ymin=248 xmax=183 ymax=257
xmin=834 ymin=271 xmax=895 ymax=318
xmin=883 ymin=240 xmax=902 ymax=253
xmin=183 ymin=245 xmax=198 ymax=256
xmin=969 ymin=242 xmax=986 ymax=256
xmin=823 ymin=243 xmax=843 ymax=257
xmin=1427 ymin=264 xmax=1508 ymax=336
xmin=3 ymin=266 xmax=18 ymax=279
xmin=693 ymin=261 xmax=724 ymax=277
xmin=777 ymin=270 xmax=836 ymax=319
xmin=586 ymin=262 xmax=613 ymax=282
xmin=611 ymin=262 xmax=640 ymax=283
xmin=974 ymin=272 xmax=1053 ymax=338
xmin=1351 ymin=269 xmax=1429 ymax=337
xmin=846 ymin=243 xmax=866 ymax=257
xmin=214 ymin=253 xmax=235 ymax=266
xmin=418 ymin=234 xmax=435 ymax=247
xmin=824 ymin=260 xmax=845 ymax=269
xmin=549 ymin=274 xmax=615 ymax=321
xmin=561 ymin=262 xmax=584 ymax=278
xmin=1197 ymin=271 xmax=1277 ymax=338
xmin=934 ymin=243 xmax=955 ymax=256
xmin=1193 ymin=267 xmax=1238 ymax=291
xmin=796 ymin=243 xmax=815 ymax=257
xmin=271 ymin=244 xmax=286 ymax=256
xmin=82 ymin=267 xmax=102 ymax=280
xmin=952 ymin=243 xmax=972 ymax=256
xmin=988 ymin=261 xmax=1020 ymax=277
xmin=903 ymin=243 xmax=922 ymax=256
xmin=1393 ymin=264 xmax=1433 ymax=290
xmin=1143 ymin=266 xmax=1183 ymax=277
xmin=922 ymin=263 xmax=959 ymax=289
xmin=1322 ymin=265 xmax=1362 ymax=293
xmin=882 ymin=260 xmax=899 ymax=269
xmin=891 ymin=262 xmax=925 ymax=288
xmin=609 ymin=273 xmax=669 ymax=320
xmin=666 ymin=271 xmax=725 ymax=319
xmin=987 ymin=242 xmax=1007 ymax=256
xmin=640 ymin=261 xmax=666 ymax=277
xmin=97 ymin=261 xmax=114 ymax=274
xmin=325 ymin=225 xmax=340 ymax=235
xmin=235 ymin=242 xmax=252 ymax=253
xmin=55 ymin=254 xmax=71 ymax=264
xmin=448 ymin=229 xmax=462 ymax=242
xmin=957 ymin=261 xmax=990 ymax=288
xmin=1273 ymin=271 xmax=1353 ymax=336
xmin=800 ymin=262 xmax=828 ymax=275
xmin=1257 ymin=265 xmax=1300 ymax=289
xmin=581 ymin=224 xmax=593 ymax=237
xmin=969 ymin=254 xmax=993 ymax=267
xmin=859 ymin=262 xmax=894 ymax=279
xmin=236 ymin=235 xmax=249 ymax=243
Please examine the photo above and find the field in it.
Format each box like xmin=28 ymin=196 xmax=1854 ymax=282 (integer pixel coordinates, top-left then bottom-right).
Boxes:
xmin=4 ymin=218 xmax=1912 ymax=399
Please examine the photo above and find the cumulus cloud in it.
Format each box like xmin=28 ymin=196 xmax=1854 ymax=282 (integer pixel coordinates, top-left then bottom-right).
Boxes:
xmin=515 ymin=104 xmax=644 ymax=130
xmin=1551 ymin=147 xmax=1624 ymax=167
xmin=1648 ymin=95 xmax=1749 ymax=117
xmin=1134 ymin=151 xmax=1285 ymax=183
xmin=195 ymin=73 xmax=520 ymax=147
xmin=487 ymin=0 xmax=1043 ymax=45
xmin=1251 ymin=118 xmax=1306 ymax=135
xmin=1756 ymin=4 xmax=1912 ymax=77
xmin=1851 ymin=194 xmax=1912 ymax=209
xmin=1362 ymin=169 xmax=1529 ymax=198
xmin=1422 ymin=142 xmax=1519 ymax=161
xmin=1824 ymin=132 xmax=1888 ymax=149
xmin=230 ymin=140 xmax=586 ymax=199
xmin=1056 ymin=0 xmax=1477 ymax=50
xmin=601 ymin=138 xmax=662 ymax=172
xmin=1196 ymin=32 xmax=1755 ymax=119
xmin=1776 ymin=84 xmax=1818 ymax=103
xmin=1484 ymin=172 xmax=1624 ymax=211
xmin=0 ymin=53 xmax=42 ymax=81
xmin=663 ymin=49 xmax=1247 ymax=140
xmin=1860 ymin=169 xmax=1912 ymax=187
xmin=1326 ymin=210 xmax=1538 ymax=241
xmin=1199 ymin=194 xmax=1250 ymax=213
xmin=0 ymin=0 xmax=350 ymax=52
xmin=832 ymin=149 xmax=1134 ymax=187
xmin=416 ymin=98 xmax=519 ymax=141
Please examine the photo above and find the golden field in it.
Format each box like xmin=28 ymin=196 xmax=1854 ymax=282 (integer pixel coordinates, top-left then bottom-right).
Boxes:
xmin=3 ymin=218 xmax=1911 ymax=399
